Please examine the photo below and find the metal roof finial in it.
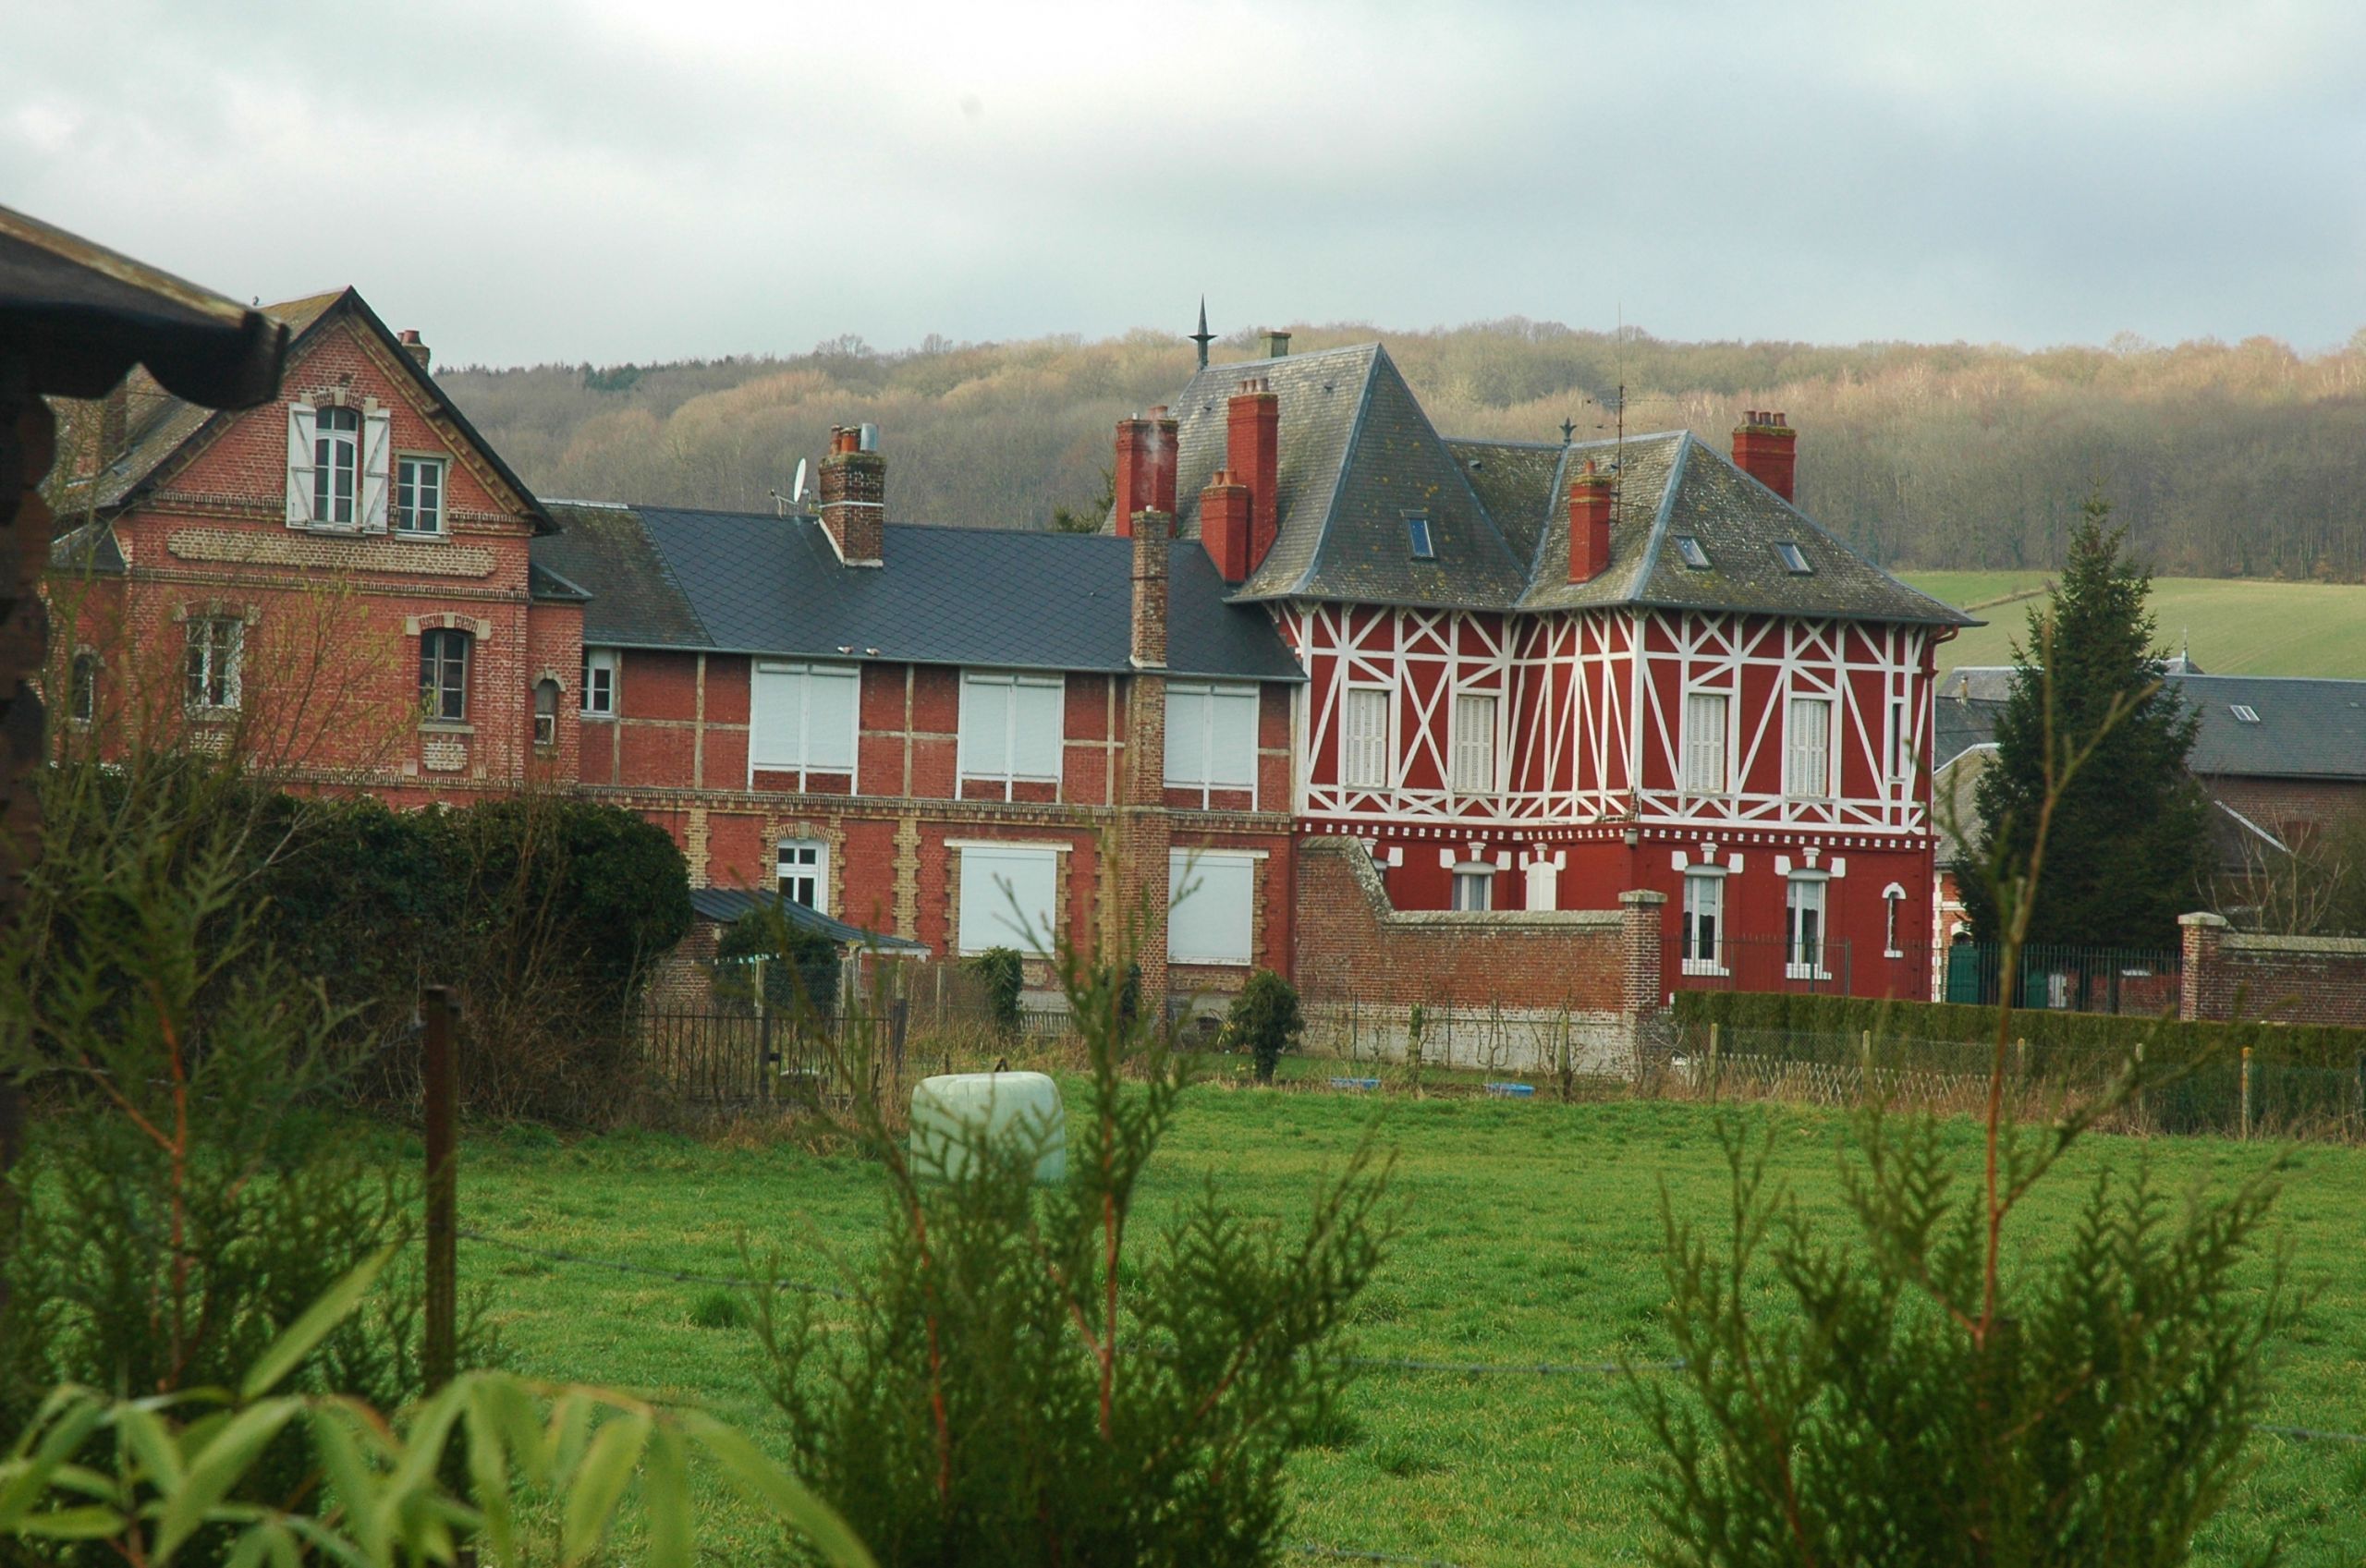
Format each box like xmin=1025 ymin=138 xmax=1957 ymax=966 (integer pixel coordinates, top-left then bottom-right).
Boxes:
xmin=1190 ymin=297 xmax=1213 ymax=370
xmin=1560 ymin=416 xmax=1576 ymax=444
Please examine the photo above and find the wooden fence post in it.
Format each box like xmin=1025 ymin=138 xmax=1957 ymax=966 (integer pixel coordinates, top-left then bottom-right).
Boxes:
xmin=2240 ymin=1045 xmax=2253 ymax=1141
xmin=2134 ymin=1039 xmax=2147 ymax=1134
xmin=422 ymin=986 xmax=459 ymax=1395
xmin=1860 ymin=1029 xmax=1874 ymax=1100
xmin=1707 ymin=1023 xmax=1722 ymax=1102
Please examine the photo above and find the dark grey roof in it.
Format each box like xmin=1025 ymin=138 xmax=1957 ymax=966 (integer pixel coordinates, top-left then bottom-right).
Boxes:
xmin=534 ymin=506 xmax=1302 ymax=684
xmin=688 ymin=887 xmax=927 ymax=953
xmin=1934 ymin=690 xmax=2006 ymax=770
xmin=1140 ymin=341 xmax=1969 ymax=626
xmin=49 ymin=518 xmax=124 ymax=575
xmin=1945 ymin=665 xmax=2366 ymax=782
xmin=528 ymin=560 xmax=591 ymax=602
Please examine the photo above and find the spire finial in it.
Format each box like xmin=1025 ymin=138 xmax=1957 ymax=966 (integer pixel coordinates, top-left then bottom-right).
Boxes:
xmin=1560 ymin=415 xmax=1576 ymax=444
xmin=1189 ymin=297 xmax=1213 ymax=370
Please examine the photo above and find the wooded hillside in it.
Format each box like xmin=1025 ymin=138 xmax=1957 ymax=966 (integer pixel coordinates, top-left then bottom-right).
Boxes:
xmin=441 ymin=322 xmax=2366 ymax=579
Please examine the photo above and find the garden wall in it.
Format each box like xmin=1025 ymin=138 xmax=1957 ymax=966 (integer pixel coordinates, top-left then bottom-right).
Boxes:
xmin=2180 ymin=914 xmax=2366 ymax=1027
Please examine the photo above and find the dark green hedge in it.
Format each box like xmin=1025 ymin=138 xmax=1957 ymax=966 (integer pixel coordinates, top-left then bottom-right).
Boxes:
xmin=1672 ymin=990 xmax=2366 ymax=1070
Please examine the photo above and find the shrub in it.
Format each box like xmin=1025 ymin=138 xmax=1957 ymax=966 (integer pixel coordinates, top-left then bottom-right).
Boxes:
xmin=968 ymin=946 xmax=1024 ymax=1037
xmin=1227 ymin=968 xmax=1305 ymax=1084
xmin=716 ymin=906 xmax=842 ymax=1024
xmin=750 ymin=936 xmax=1390 ymax=1565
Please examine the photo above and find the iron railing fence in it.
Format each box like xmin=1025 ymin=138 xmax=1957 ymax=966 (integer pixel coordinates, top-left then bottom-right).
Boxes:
xmin=1940 ymin=942 xmax=2182 ymax=1015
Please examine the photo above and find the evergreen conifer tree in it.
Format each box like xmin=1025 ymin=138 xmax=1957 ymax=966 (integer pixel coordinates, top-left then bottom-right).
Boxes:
xmin=1958 ymin=497 xmax=2213 ymax=948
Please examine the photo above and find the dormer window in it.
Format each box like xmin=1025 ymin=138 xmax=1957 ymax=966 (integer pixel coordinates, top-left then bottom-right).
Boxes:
xmin=1774 ymin=541 xmax=1812 ymax=574
xmin=1405 ymin=513 xmax=1435 ymax=560
xmin=1675 ymin=536 xmax=1711 ymax=569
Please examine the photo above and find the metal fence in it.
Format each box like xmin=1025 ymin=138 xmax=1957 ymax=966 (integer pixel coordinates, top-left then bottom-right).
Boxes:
xmin=1939 ymin=942 xmax=2181 ymax=1015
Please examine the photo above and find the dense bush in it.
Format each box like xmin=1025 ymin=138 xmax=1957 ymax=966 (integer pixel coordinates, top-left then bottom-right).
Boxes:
xmin=716 ymin=906 xmax=842 ymax=1022
xmin=968 ymin=946 xmax=1024 ymax=1037
xmin=1226 ymin=969 xmax=1305 ymax=1083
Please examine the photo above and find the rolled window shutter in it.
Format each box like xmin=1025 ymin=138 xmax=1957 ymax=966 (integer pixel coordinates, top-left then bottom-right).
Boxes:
xmin=285 ymin=404 xmax=317 ymax=527
xmin=360 ymin=408 xmax=393 ymax=531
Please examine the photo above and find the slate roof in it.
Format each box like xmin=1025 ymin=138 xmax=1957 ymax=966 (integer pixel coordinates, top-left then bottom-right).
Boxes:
xmin=687 ymin=887 xmax=928 ymax=953
xmin=1944 ymin=666 xmax=2366 ymax=782
xmin=1136 ymin=341 xmax=1970 ymax=626
xmin=532 ymin=507 xmax=1303 ymax=684
xmin=50 ymin=288 xmax=553 ymax=535
xmin=49 ymin=518 xmax=125 ymax=576
xmin=1933 ymin=688 xmax=2006 ymax=771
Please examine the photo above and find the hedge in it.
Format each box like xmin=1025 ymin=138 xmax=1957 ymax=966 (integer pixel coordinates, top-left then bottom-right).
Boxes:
xmin=1672 ymin=990 xmax=2366 ymax=1071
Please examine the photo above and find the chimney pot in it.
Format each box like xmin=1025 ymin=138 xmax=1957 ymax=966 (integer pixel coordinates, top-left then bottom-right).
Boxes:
xmin=396 ymin=328 xmax=432 ymax=372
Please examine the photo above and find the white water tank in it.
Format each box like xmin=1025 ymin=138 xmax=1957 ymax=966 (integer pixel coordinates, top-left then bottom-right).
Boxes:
xmin=909 ymin=1071 xmax=1067 ymax=1185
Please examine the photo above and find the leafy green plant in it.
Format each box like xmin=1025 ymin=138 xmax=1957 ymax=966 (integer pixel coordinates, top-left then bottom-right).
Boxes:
xmin=715 ymin=905 xmax=842 ymax=1024
xmin=966 ymin=945 xmax=1023 ymax=1038
xmin=0 ymin=1249 xmax=871 ymax=1568
xmin=750 ymin=930 xmax=1392 ymax=1566
xmin=1226 ymin=969 xmax=1305 ymax=1084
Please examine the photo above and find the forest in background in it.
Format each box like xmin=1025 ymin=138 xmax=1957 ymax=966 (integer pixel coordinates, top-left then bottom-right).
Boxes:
xmin=440 ymin=320 xmax=2366 ymax=579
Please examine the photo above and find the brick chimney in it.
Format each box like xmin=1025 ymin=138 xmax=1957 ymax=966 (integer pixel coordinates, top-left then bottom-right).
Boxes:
xmin=1112 ymin=407 xmax=1178 ymax=539
xmin=1260 ymin=329 xmax=1291 ymax=359
xmin=1200 ymin=469 xmax=1252 ymax=583
xmin=1732 ymin=409 xmax=1798 ymax=502
xmin=1130 ymin=507 xmax=1170 ymax=669
xmin=396 ymin=328 xmax=432 ymax=373
xmin=1568 ymin=458 xmax=1614 ymax=582
xmin=1226 ymin=377 xmax=1281 ymax=573
xmin=818 ymin=424 xmax=885 ymax=566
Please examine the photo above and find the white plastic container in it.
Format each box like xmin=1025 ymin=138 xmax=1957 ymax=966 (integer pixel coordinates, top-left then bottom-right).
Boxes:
xmin=909 ymin=1071 xmax=1067 ymax=1185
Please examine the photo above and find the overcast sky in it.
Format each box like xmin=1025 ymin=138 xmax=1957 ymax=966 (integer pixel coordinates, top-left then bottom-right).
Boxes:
xmin=8 ymin=0 xmax=2362 ymax=367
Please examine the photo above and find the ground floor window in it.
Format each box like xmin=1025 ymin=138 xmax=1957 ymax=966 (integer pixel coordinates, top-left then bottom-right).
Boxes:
xmin=1787 ymin=876 xmax=1829 ymax=979
xmin=1168 ymin=850 xmax=1256 ymax=966
xmin=184 ymin=616 xmax=242 ymax=712
xmin=957 ymin=844 xmax=1059 ymax=954
xmin=68 ymin=650 xmax=98 ymax=724
xmin=1883 ymin=882 xmax=1906 ymax=957
xmin=778 ymin=839 xmax=828 ymax=914
xmin=1682 ymin=871 xmax=1726 ymax=975
xmin=533 ymin=679 xmax=559 ymax=748
xmin=1451 ymin=864 xmax=1494 ymax=911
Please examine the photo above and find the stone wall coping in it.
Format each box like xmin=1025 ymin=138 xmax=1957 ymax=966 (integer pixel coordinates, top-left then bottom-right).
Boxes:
xmin=1382 ymin=907 xmax=1624 ymax=931
xmin=2179 ymin=911 xmax=2231 ymax=929
xmin=1619 ymin=889 xmax=1668 ymax=906
xmin=2224 ymin=931 xmax=2366 ymax=957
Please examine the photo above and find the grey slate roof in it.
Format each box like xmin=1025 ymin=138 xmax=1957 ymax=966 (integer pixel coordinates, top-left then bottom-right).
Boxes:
xmin=1944 ymin=665 xmax=2366 ymax=782
xmin=1138 ymin=341 xmax=1970 ymax=626
xmin=1933 ymin=689 xmax=2006 ymax=770
xmin=687 ymin=887 xmax=928 ymax=953
xmin=533 ymin=506 xmax=1302 ymax=684
xmin=49 ymin=518 xmax=125 ymax=575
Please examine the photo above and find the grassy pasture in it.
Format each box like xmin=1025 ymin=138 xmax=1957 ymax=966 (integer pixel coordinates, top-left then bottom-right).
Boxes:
xmin=460 ymin=1090 xmax=2366 ymax=1565
xmin=1903 ymin=571 xmax=2366 ymax=679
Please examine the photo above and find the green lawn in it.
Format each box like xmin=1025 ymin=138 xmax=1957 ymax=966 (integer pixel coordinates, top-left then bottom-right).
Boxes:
xmin=458 ymin=1090 xmax=2366 ymax=1565
xmin=1902 ymin=571 xmax=2366 ymax=679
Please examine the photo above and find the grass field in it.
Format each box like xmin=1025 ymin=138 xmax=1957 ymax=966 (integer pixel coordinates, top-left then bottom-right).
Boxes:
xmin=1901 ymin=571 xmax=2366 ymax=679
xmin=457 ymin=1090 xmax=2366 ymax=1565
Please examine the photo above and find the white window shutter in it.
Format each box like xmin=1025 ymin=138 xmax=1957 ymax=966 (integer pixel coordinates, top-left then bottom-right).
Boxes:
xmin=360 ymin=408 xmax=393 ymax=531
xmin=285 ymin=403 xmax=317 ymax=527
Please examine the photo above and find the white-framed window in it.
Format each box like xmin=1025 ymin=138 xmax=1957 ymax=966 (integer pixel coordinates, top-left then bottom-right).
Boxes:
xmin=1450 ymin=691 xmax=1498 ymax=795
xmin=1787 ymin=695 xmax=1833 ymax=798
xmin=1682 ymin=871 xmax=1726 ymax=975
xmin=1165 ymin=682 xmax=1258 ymax=796
xmin=1888 ymin=697 xmax=1911 ymax=783
xmin=1341 ymin=686 xmax=1390 ymax=790
xmin=184 ymin=617 xmax=242 ymax=712
xmin=750 ymin=661 xmax=860 ymax=782
xmin=284 ymin=401 xmax=390 ymax=530
xmin=420 ymin=628 xmax=470 ymax=723
xmin=1683 ymin=689 xmax=1729 ymax=794
xmin=956 ymin=843 xmax=1059 ymax=955
xmin=778 ymin=839 xmax=828 ymax=915
xmin=533 ymin=679 xmax=559 ymax=748
xmin=394 ymin=455 xmax=445 ymax=534
xmin=958 ymin=671 xmax=1064 ymax=787
xmin=67 ymin=650 xmax=97 ymax=725
xmin=1167 ymin=849 xmax=1257 ymax=966
xmin=1451 ymin=864 xmax=1494 ymax=911
xmin=1786 ymin=876 xmax=1829 ymax=979
xmin=581 ymin=649 xmax=618 ymax=716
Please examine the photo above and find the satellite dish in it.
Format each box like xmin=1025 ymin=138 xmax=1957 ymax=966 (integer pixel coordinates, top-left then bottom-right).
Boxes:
xmin=791 ymin=457 xmax=810 ymax=504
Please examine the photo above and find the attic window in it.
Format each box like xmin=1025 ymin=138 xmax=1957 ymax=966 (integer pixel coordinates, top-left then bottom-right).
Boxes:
xmin=2229 ymin=704 xmax=2262 ymax=724
xmin=1675 ymin=536 xmax=1712 ymax=569
xmin=1774 ymin=541 xmax=1812 ymax=575
xmin=1405 ymin=513 xmax=1435 ymax=560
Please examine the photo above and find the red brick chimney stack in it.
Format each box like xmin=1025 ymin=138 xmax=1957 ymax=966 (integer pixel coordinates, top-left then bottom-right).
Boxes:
xmin=1200 ymin=469 xmax=1252 ymax=583
xmin=1568 ymin=458 xmax=1614 ymax=582
xmin=818 ymin=423 xmax=886 ymax=566
xmin=1130 ymin=507 xmax=1171 ymax=669
xmin=1112 ymin=407 xmax=1179 ymax=539
xmin=1731 ymin=409 xmax=1798 ymax=503
xmin=396 ymin=328 xmax=432 ymax=373
xmin=1226 ymin=377 xmax=1280 ymax=573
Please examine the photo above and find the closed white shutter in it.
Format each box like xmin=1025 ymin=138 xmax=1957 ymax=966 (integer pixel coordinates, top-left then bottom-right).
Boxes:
xmin=1208 ymin=687 xmax=1258 ymax=789
xmin=359 ymin=408 xmax=393 ymax=531
xmin=1010 ymin=678 xmax=1063 ymax=780
xmin=1165 ymin=685 xmax=1209 ymax=786
xmin=804 ymin=667 xmax=860 ymax=771
xmin=750 ymin=664 xmax=805 ymax=772
xmin=958 ymin=845 xmax=1059 ymax=954
xmin=1787 ymin=697 xmax=1832 ymax=797
xmin=1342 ymin=688 xmax=1388 ymax=789
xmin=1685 ymin=691 xmax=1728 ymax=792
xmin=958 ymin=675 xmax=1008 ymax=780
xmin=1167 ymin=850 xmax=1255 ymax=965
xmin=285 ymin=403 xmax=317 ymax=527
xmin=1451 ymin=692 xmax=1497 ymax=793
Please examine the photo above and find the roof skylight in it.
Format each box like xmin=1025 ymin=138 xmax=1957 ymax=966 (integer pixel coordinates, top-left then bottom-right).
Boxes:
xmin=2229 ymin=704 xmax=2262 ymax=723
xmin=1675 ymin=536 xmax=1711 ymax=569
xmin=1405 ymin=513 xmax=1435 ymax=560
xmin=1774 ymin=541 xmax=1812 ymax=574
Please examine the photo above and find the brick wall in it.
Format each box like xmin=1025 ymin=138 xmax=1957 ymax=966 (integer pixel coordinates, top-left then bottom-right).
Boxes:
xmin=2181 ymin=911 xmax=2366 ymax=1024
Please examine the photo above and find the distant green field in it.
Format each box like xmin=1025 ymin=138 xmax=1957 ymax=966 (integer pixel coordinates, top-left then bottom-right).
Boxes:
xmin=1903 ymin=572 xmax=2366 ymax=678
xmin=461 ymin=1092 xmax=2366 ymax=1566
